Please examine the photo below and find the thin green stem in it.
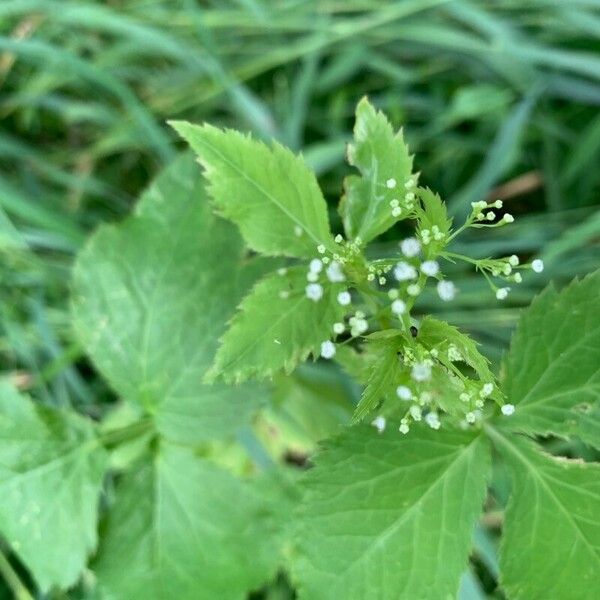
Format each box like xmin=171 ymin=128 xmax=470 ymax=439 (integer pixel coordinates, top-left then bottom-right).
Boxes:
xmin=99 ymin=418 xmax=154 ymax=449
xmin=0 ymin=549 xmax=33 ymax=600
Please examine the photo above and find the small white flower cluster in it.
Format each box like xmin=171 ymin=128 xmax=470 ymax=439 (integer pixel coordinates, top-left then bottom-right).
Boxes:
xmin=388 ymin=176 xmax=417 ymax=219
xmin=395 ymin=382 xmax=441 ymax=435
xmin=469 ymin=253 xmax=545 ymax=302
xmin=420 ymin=224 xmax=445 ymax=247
xmin=348 ymin=311 xmax=369 ymax=337
xmin=385 ymin=237 xmax=457 ymax=306
xmin=304 ymin=239 xmax=353 ymax=302
xmin=470 ymin=199 xmax=514 ymax=226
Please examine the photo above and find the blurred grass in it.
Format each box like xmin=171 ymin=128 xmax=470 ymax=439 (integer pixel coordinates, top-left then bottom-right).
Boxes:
xmin=0 ymin=0 xmax=599 ymax=597
xmin=1 ymin=0 xmax=599 ymax=404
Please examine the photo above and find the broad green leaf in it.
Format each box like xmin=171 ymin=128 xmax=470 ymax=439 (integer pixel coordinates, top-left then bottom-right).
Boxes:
xmin=419 ymin=316 xmax=494 ymax=384
xmin=207 ymin=266 xmax=347 ymax=383
xmin=0 ymin=381 xmax=106 ymax=592
xmin=171 ymin=121 xmax=335 ymax=258
xmin=93 ymin=442 xmax=288 ymax=599
xmin=488 ymin=428 xmax=600 ymax=600
xmin=340 ymin=97 xmax=415 ymax=244
xmin=258 ymin=364 xmax=354 ymax=456
xmin=500 ymin=271 xmax=600 ymax=445
xmin=293 ymin=425 xmax=491 ymax=600
xmin=72 ymin=154 xmax=267 ymax=440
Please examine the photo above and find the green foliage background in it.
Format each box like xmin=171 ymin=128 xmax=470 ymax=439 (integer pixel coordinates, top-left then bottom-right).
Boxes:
xmin=1 ymin=1 xmax=599 ymax=598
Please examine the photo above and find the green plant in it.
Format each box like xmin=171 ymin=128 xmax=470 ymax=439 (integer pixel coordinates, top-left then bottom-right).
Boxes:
xmin=0 ymin=98 xmax=597 ymax=599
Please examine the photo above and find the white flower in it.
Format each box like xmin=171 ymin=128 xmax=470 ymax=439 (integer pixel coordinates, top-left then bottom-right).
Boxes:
xmin=392 ymin=207 xmax=402 ymax=217
xmin=372 ymin=415 xmax=386 ymax=433
xmin=420 ymin=260 xmax=439 ymax=277
xmin=501 ymin=403 xmax=515 ymax=416
xmin=503 ymin=264 xmax=512 ymax=275
xmin=437 ymin=280 xmax=456 ymax=302
xmin=405 ymin=178 xmax=415 ymax=189
xmin=334 ymin=234 xmax=344 ymax=243
xmin=386 ymin=178 xmax=397 ymax=189
xmin=466 ymin=412 xmax=476 ymax=424
xmin=459 ymin=392 xmax=470 ymax=402
xmin=390 ymin=199 xmax=400 ymax=208
xmin=400 ymin=237 xmax=421 ymax=257
xmin=317 ymin=244 xmax=326 ymax=254
xmin=326 ymin=261 xmax=346 ymax=282
xmin=405 ymin=191 xmax=415 ymax=201
xmin=493 ymin=199 xmax=503 ymax=208
xmin=337 ymin=290 xmax=351 ymax=306
xmin=480 ymin=383 xmax=494 ymax=398
xmin=411 ymin=362 xmax=431 ymax=382
xmin=379 ymin=276 xmax=387 ymax=285
xmin=514 ymin=273 xmax=522 ymax=283
xmin=407 ymin=284 xmax=421 ymax=297
xmin=320 ymin=340 xmax=336 ymax=359
xmin=333 ymin=322 xmax=345 ymax=335
xmin=396 ymin=385 xmax=412 ymax=401
xmin=448 ymin=344 xmax=462 ymax=362
xmin=394 ymin=262 xmax=417 ymax=281
xmin=503 ymin=213 xmax=514 ymax=223
xmin=471 ymin=200 xmax=487 ymax=211
xmin=306 ymin=283 xmax=323 ymax=301
xmin=388 ymin=288 xmax=399 ymax=299
xmin=309 ymin=258 xmax=323 ymax=273
xmin=425 ymin=412 xmax=441 ymax=430
xmin=399 ymin=422 xmax=410 ymax=434
xmin=391 ymin=299 xmax=406 ymax=315
xmin=409 ymin=405 xmax=422 ymax=421
xmin=496 ymin=287 xmax=510 ymax=300
xmin=508 ymin=254 xmax=519 ymax=267
xmin=349 ymin=317 xmax=368 ymax=336
xmin=532 ymin=259 xmax=544 ymax=273
xmin=306 ymin=271 xmax=319 ymax=282
xmin=486 ymin=211 xmax=495 ymax=221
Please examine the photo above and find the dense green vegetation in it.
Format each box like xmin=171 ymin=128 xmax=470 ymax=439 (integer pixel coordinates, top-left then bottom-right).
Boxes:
xmin=0 ymin=1 xmax=599 ymax=598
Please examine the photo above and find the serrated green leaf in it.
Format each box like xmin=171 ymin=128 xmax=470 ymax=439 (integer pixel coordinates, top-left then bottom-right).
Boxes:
xmin=293 ymin=425 xmax=491 ymax=600
xmin=207 ymin=266 xmax=347 ymax=383
xmin=93 ymin=442 xmax=287 ymax=599
xmin=0 ymin=381 xmax=107 ymax=592
xmin=171 ymin=121 xmax=334 ymax=258
xmin=500 ymin=271 xmax=600 ymax=445
xmin=340 ymin=97 xmax=415 ymax=244
xmin=352 ymin=338 xmax=403 ymax=422
xmin=72 ymin=154 xmax=267 ymax=440
xmin=419 ymin=316 xmax=494 ymax=383
xmin=488 ymin=427 xmax=600 ymax=600
xmin=416 ymin=187 xmax=453 ymax=256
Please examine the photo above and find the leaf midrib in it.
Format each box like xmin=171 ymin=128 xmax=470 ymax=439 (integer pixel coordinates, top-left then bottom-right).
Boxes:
xmin=193 ymin=134 xmax=331 ymax=251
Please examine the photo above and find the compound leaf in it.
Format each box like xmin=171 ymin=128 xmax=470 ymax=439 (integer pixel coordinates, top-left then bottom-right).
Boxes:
xmin=340 ymin=97 xmax=415 ymax=244
xmin=72 ymin=154 xmax=267 ymax=440
xmin=500 ymin=271 xmax=600 ymax=445
xmin=171 ymin=121 xmax=335 ymax=258
xmin=488 ymin=428 xmax=600 ymax=600
xmin=293 ymin=425 xmax=490 ymax=600
xmin=0 ymin=381 xmax=107 ymax=592
xmin=207 ymin=266 xmax=347 ymax=383
xmin=93 ymin=442 xmax=288 ymax=599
